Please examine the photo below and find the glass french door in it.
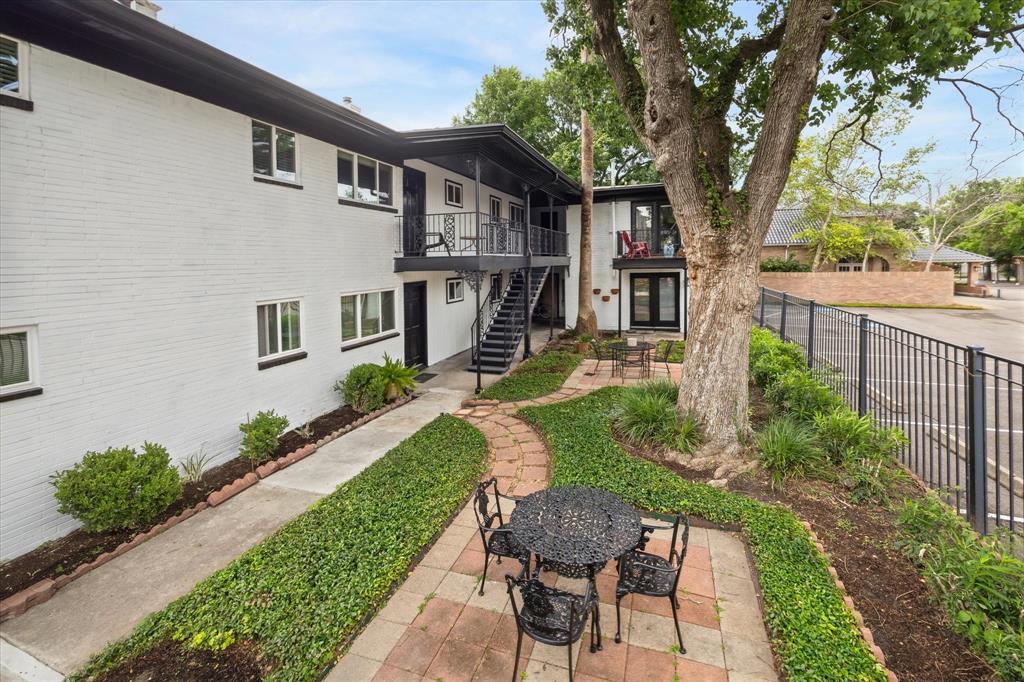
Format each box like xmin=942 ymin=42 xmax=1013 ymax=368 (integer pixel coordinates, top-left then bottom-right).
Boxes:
xmin=630 ymin=273 xmax=679 ymax=329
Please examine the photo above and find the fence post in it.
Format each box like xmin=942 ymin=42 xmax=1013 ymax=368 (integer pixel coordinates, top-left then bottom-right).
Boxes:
xmin=806 ymin=300 xmax=816 ymax=370
xmin=857 ymin=314 xmax=868 ymax=416
xmin=758 ymin=288 xmax=766 ymax=327
xmin=966 ymin=346 xmax=988 ymax=533
xmin=779 ymin=292 xmax=788 ymax=340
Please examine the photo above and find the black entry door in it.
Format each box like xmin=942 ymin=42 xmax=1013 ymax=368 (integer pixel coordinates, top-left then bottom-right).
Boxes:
xmin=402 ymin=167 xmax=426 ymax=256
xmin=630 ymin=273 xmax=679 ymax=329
xmin=403 ymin=281 xmax=428 ymax=368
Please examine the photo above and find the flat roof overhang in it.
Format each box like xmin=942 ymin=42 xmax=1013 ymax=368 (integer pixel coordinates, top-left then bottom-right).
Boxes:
xmin=612 ymin=257 xmax=687 ymax=270
xmin=394 ymin=255 xmax=570 ymax=273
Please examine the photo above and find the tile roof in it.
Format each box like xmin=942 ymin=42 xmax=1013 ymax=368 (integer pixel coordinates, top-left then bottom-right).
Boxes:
xmin=764 ymin=208 xmax=820 ymax=246
xmin=909 ymin=244 xmax=993 ymax=263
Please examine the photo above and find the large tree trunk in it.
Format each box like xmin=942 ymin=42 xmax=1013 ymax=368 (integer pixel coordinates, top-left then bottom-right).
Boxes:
xmin=575 ymin=105 xmax=598 ymax=336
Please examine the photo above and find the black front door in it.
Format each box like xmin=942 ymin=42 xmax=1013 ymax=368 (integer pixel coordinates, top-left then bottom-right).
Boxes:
xmin=630 ymin=273 xmax=680 ymax=329
xmin=403 ymin=281 xmax=428 ymax=368
xmin=402 ymin=167 xmax=426 ymax=256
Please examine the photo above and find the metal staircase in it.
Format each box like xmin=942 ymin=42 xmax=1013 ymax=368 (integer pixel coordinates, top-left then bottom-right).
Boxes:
xmin=468 ymin=267 xmax=550 ymax=374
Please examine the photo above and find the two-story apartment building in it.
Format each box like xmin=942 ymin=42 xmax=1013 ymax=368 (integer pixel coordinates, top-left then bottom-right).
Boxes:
xmin=0 ymin=0 xmax=575 ymax=559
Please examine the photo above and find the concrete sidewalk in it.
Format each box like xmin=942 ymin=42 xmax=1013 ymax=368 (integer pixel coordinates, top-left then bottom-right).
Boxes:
xmin=0 ymin=388 xmax=466 ymax=678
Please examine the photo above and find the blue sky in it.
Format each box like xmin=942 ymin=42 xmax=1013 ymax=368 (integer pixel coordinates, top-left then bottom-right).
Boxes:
xmin=159 ymin=0 xmax=1023 ymax=188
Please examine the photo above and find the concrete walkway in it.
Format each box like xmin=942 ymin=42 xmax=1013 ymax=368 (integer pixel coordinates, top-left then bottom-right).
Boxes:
xmin=0 ymin=388 xmax=466 ymax=678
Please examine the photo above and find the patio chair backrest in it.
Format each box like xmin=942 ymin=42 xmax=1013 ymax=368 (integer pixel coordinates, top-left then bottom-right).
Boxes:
xmin=667 ymin=515 xmax=690 ymax=592
xmin=658 ymin=340 xmax=675 ymax=360
xmin=473 ymin=478 xmax=504 ymax=530
xmin=589 ymin=339 xmax=607 ymax=360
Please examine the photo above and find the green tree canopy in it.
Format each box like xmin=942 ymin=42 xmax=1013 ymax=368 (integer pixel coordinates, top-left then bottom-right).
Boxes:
xmin=952 ymin=178 xmax=1024 ymax=262
xmin=454 ymin=65 xmax=657 ymax=185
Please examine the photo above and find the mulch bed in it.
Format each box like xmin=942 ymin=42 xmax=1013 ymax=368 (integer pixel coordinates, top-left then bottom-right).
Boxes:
xmin=0 ymin=404 xmax=362 ymax=600
xmin=652 ymin=384 xmax=995 ymax=682
xmin=95 ymin=639 xmax=273 ymax=682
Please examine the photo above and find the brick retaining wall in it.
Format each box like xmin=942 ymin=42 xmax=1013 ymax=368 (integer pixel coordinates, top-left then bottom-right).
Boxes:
xmin=758 ymin=270 xmax=955 ymax=305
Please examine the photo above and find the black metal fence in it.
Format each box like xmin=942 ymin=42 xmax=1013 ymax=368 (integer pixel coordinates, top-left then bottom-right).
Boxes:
xmin=394 ymin=213 xmax=568 ymax=258
xmin=755 ymin=287 xmax=1023 ymax=534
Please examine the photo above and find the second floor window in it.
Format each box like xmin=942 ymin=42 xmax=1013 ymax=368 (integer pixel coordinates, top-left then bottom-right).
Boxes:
xmin=252 ymin=121 xmax=297 ymax=183
xmin=490 ymin=196 xmax=502 ymax=218
xmin=0 ymin=35 xmax=27 ymax=98
xmin=0 ymin=326 xmax=38 ymax=393
xmin=338 ymin=151 xmax=393 ymax=205
xmin=509 ymin=203 xmax=525 ymax=225
xmin=257 ymin=300 xmax=302 ymax=358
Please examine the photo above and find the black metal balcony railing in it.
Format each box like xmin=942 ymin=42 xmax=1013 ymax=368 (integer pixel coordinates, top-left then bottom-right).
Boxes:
xmin=395 ymin=212 xmax=567 ymax=258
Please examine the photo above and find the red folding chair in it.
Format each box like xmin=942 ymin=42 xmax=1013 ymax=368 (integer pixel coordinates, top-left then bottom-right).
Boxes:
xmin=620 ymin=231 xmax=651 ymax=258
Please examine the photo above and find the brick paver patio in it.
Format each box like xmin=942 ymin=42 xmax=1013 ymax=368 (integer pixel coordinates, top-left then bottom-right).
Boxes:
xmin=327 ymin=362 xmax=776 ymax=681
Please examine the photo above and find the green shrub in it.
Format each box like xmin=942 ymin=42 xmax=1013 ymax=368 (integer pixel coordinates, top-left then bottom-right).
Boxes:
xmin=760 ymin=257 xmax=812 ymax=272
xmin=612 ymin=382 xmax=677 ymax=447
xmin=764 ymin=368 xmax=844 ymax=420
xmin=749 ymin=327 xmax=807 ymax=388
xmin=337 ymin=363 xmax=387 ymax=413
xmin=52 ymin=443 xmax=182 ymax=532
xmin=238 ymin=410 xmax=289 ymax=466
xmin=519 ymin=389 xmax=885 ymax=681
xmin=755 ymin=416 xmax=825 ymax=487
xmin=478 ymin=350 xmax=582 ymax=401
xmin=377 ymin=353 xmax=418 ymax=399
xmin=814 ymin=407 xmax=875 ymax=463
xmin=674 ymin=412 xmax=703 ymax=454
xmin=897 ymin=494 xmax=1024 ymax=680
xmin=73 ymin=416 xmax=487 ymax=681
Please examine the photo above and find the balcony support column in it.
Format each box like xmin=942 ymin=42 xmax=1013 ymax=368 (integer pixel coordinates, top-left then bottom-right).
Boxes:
xmin=523 ymin=184 xmax=532 ymax=359
xmin=473 ymin=153 xmax=481 ymax=256
xmin=548 ymin=194 xmax=555 ymax=341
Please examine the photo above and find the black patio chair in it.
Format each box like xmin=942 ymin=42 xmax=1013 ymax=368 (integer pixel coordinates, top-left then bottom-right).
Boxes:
xmin=505 ymin=574 xmax=600 ymax=682
xmin=589 ymin=339 xmax=612 ymax=374
xmin=616 ymin=342 xmax=649 ymax=381
xmin=472 ymin=477 xmax=530 ymax=595
xmin=652 ymin=340 xmax=676 ymax=374
xmin=613 ymin=514 xmax=690 ymax=651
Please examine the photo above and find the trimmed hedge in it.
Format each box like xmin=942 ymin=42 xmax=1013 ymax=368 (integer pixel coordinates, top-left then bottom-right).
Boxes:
xmin=520 ymin=389 xmax=886 ymax=681
xmin=478 ymin=350 xmax=582 ymax=401
xmin=72 ymin=415 xmax=487 ymax=681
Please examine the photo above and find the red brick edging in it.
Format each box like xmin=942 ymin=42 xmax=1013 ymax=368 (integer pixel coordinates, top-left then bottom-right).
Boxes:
xmin=0 ymin=394 xmax=414 ymax=622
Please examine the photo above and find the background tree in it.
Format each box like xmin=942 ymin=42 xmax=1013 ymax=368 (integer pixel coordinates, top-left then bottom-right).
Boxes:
xmin=954 ymin=178 xmax=1024 ymax=265
xmin=545 ymin=0 xmax=1022 ymax=467
xmin=782 ymin=104 xmax=932 ymax=269
xmin=455 ymin=65 xmax=657 ymax=184
xmin=576 ymin=50 xmax=600 ymax=337
xmin=917 ymin=177 xmax=1016 ymax=270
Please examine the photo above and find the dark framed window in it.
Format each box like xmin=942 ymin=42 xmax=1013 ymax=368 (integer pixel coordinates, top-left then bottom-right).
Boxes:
xmin=490 ymin=273 xmax=503 ymax=299
xmin=622 ymin=201 xmax=679 ymax=256
xmin=509 ymin=203 xmax=525 ymax=225
xmin=252 ymin=120 xmax=297 ymax=183
xmin=445 ymin=180 xmax=463 ymax=208
xmin=337 ymin=150 xmax=392 ymax=205
xmin=446 ymin=277 xmax=464 ymax=303
xmin=489 ymin=196 xmax=502 ymax=218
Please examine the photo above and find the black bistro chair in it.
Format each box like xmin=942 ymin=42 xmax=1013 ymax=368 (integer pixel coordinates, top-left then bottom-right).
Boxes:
xmin=505 ymin=575 xmax=600 ymax=682
xmin=652 ymin=340 xmax=676 ymax=375
xmin=472 ymin=478 xmax=530 ymax=595
xmin=589 ymin=339 xmax=612 ymax=374
xmin=614 ymin=514 xmax=690 ymax=652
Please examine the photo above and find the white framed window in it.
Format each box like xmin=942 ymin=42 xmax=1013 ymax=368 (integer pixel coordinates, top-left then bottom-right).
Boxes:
xmin=837 ymin=262 xmax=863 ymax=272
xmin=252 ymin=120 xmax=298 ymax=183
xmin=445 ymin=179 xmax=463 ymax=208
xmin=490 ymin=196 xmax=502 ymax=218
xmin=509 ymin=203 xmax=525 ymax=225
xmin=446 ymin=278 xmax=464 ymax=304
xmin=337 ymin=149 xmax=393 ymax=205
xmin=257 ymin=299 xmax=303 ymax=359
xmin=341 ymin=289 xmax=396 ymax=344
xmin=0 ymin=325 xmax=39 ymax=394
xmin=0 ymin=35 xmax=29 ymax=100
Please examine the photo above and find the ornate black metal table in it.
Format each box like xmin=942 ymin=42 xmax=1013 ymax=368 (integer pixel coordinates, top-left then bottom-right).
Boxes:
xmin=508 ymin=486 xmax=642 ymax=572
xmin=609 ymin=341 xmax=654 ymax=378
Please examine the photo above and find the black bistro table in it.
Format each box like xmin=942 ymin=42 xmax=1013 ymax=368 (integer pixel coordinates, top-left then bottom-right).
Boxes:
xmin=509 ymin=486 xmax=642 ymax=576
xmin=609 ymin=340 xmax=654 ymax=378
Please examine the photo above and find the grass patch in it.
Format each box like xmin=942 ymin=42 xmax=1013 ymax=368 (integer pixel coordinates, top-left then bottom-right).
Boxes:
xmin=520 ymin=389 xmax=886 ymax=681
xmin=478 ymin=350 xmax=582 ymax=401
xmin=72 ymin=415 xmax=488 ymax=681
xmin=830 ymin=302 xmax=984 ymax=310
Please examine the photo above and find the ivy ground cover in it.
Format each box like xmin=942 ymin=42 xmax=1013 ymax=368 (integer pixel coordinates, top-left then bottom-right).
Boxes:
xmin=520 ymin=389 xmax=886 ymax=681
xmin=73 ymin=415 xmax=487 ymax=681
xmin=478 ymin=350 xmax=582 ymax=401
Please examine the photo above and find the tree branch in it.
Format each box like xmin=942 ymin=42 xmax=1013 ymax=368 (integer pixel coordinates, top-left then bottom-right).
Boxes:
xmin=970 ymin=23 xmax=1024 ymax=39
xmin=589 ymin=0 xmax=648 ymax=140
xmin=711 ymin=21 xmax=787 ymax=115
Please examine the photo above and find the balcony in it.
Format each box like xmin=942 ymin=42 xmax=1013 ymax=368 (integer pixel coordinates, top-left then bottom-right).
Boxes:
xmin=612 ymin=227 xmax=687 ymax=270
xmin=393 ymin=212 xmax=569 ymax=272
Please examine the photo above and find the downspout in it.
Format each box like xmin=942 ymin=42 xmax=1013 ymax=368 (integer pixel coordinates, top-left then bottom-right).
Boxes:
xmin=474 ymin=153 xmax=482 ymax=393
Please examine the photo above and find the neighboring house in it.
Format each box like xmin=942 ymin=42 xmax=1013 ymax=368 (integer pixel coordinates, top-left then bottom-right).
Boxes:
xmin=0 ymin=0 xmax=575 ymax=559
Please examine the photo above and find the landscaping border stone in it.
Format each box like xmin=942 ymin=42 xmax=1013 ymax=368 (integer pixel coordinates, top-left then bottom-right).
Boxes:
xmin=0 ymin=393 xmax=415 ymax=623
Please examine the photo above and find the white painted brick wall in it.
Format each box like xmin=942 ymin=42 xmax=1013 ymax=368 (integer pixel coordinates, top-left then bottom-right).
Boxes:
xmin=0 ymin=45 xmax=510 ymax=559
